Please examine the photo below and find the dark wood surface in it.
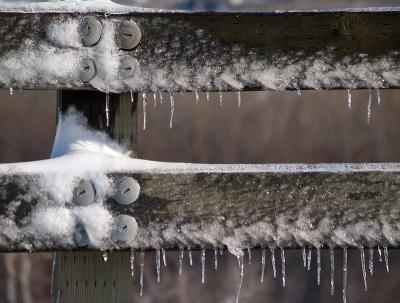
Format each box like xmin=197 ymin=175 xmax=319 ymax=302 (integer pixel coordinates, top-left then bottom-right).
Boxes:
xmin=0 ymin=10 xmax=400 ymax=91
xmin=1 ymin=169 xmax=400 ymax=251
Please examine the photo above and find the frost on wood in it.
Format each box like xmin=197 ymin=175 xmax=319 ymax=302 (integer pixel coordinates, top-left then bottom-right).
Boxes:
xmin=2 ymin=110 xmax=400 ymax=252
xmin=1 ymin=10 xmax=400 ymax=92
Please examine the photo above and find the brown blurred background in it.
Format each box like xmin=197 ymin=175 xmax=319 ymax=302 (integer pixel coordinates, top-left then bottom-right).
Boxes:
xmin=2 ymin=0 xmax=400 ymax=302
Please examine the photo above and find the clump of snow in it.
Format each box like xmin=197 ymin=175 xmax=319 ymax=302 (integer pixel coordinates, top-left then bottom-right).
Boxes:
xmin=51 ymin=108 xmax=126 ymax=158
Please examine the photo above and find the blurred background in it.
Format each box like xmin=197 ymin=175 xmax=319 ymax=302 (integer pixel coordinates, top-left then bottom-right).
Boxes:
xmin=2 ymin=0 xmax=400 ymax=302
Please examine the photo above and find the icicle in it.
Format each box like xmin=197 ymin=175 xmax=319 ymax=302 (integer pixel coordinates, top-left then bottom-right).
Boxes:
xmin=159 ymin=92 xmax=163 ymax=105
xmin=376 ymin=88 xmax=381 ymax=105
xmin=330 ymin=247 xmax=335 ymax=296
xmin=50 ymin=253 xmax=56 ymax=295
xmin=261 ymin=248 xmax=266 ymax=283
xmin=281 ymin=248 xmax=286 ymax=287
xmin=317 ymin=247 xmax=321 ymax=286
xmin=142 ymin=92 xmax=147 ymax=130
xmin=360 ymin=247 xmax=367 ymax=291
xmin=307 ymin=247 xmax=312 ymax=271
xmin=343 ymin=247 xmax=348 ymax=303
xmin=237 ymin=91 xmax=241 ymax=107
xmin=235 ymin=255 xmax=244 ymax=303
xmin=271 ymin=248 xmax=276 ymax=279
xmin=105 ymin=93 xmax=110 ymax=128
xmin=56 ymin=290 xmax=60 ymax=303
xmin=302 ymin=247 xmax=307 ymax=268
xmin=130 ymin=90 xmax=134 ymax=103
xmin=169 ymin=92 xmax=175 ymax=129
xmin=130 ymin=249 xmax=135 ymax=278
xmin=195 ymin=91 xmax=199 ymax=103
xmin=384 ymin=246 xmax=389 ymax=273
xmin=219 ymin=91 xmax=223 ymax=106
xmin=367 ymin=89 xmax=372 ymax=124
xmin=9 ymin=87 xmax=13 ymax=95
xmin=188 ymin=248 xmax=193 ymax=266
xmin=156 ymin=249 xmax=161 ymax=283
xmin=297 ymin=89 xmax=302 ymax=96
xmin=220 ymin=247 xmax=224 ymax=255
xmin=214 ymin=249 xmax=218 ymax=270
xmin=153 ymin=93 xmax=157 ymax=108
xmin=162 ymin=248 xmax=167 ymax=267
xmin=201 ymin=249 xmax=206 ymax=284
xmin=179 ymin=249 xmax=184 ymax=276
xmin=368 ymin=248 xmax=374 ymax=276
xmin=347 ymin=89 xmax=352 ymax=109
xmin=140 ymin=251 xmax=145 ymax=296
xmin=206 ymin=92 xmax=210 ymax=102
xmin=247 ymin=248 xmax=252 ymax=265
xmin=378 ymin=246 xmax=383 ymax=262
xmin=102 ymin=251 xmax=108 ymax=262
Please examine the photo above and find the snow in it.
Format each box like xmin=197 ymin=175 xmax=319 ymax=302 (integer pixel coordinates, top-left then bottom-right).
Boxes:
xmin=0 ymin=0 xmax=167 ymax=13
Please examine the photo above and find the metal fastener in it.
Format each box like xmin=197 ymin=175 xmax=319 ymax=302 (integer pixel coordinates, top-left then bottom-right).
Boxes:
xmin=74 ymin=223 xmax=90 ymax=247
xmin=117 ymin=20 xmax=142 ymax=50
xmin=112 ymin=214 xmax=138 ymax=244
xmin=79 ymin=58 xmax=96 ymax=83
xmin=119 ymin=57 xmax=140 ymax=79
xmin=72 ymin=180 xmax=95 ymax=206
xmin=80 ymin=16 xmax=103 ymax=46
xmin=113 ymin=177 xmax=140 ymax=205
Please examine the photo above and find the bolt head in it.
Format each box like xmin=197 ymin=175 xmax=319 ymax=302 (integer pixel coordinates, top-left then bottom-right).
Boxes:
xmin=79 ymin=58 xmax=96 ymax=83
xmin=80 ymin=16 xmax=102 ymax=46
xmin=72 ymin=180 xmax=95 ymax=206
xmin=117 ymin=20 xmax=142 ymax=50
xmin=119 ymin=57 xmax=140 ymax=79
xmin=113 ymin=177 xmax=140 ymax=205
xmin=74 ymin=223 xmax=90 ymax=247
xmin=112 ymin=214 xmax=138 ymax=244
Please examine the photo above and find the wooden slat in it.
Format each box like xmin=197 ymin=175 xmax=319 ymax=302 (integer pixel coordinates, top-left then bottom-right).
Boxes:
xmin=1 ymin=167 xmax=400 ymax=251
xmin=1 ymin=9 xmax=400 ymax=92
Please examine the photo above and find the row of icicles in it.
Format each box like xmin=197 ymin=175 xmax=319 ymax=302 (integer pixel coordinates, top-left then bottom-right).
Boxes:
xmin=4 ymin=87 xmax=382 ymax=129
xmin=121 ymin=89 xmax=378 ymax=131
xmin=97 ymin=246 xmax=389 ymax=303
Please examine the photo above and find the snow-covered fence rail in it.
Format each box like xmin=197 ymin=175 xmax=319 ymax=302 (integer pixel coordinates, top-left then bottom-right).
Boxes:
xmin=2 ymin=167 xmax=400 ymax=252
xmin=1 ymin=7 xmax=400 ymax=92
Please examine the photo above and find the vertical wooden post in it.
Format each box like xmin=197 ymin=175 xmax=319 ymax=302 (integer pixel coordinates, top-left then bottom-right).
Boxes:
xmin=53 ymin=90 xmax=138 ymax=303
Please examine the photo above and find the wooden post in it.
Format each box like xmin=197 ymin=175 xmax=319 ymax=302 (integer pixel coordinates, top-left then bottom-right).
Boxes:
xmin=53 ymin=90 xmax=138 ymax=302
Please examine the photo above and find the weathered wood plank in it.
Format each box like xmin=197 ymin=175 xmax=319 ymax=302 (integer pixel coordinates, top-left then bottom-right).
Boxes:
xmin=1 ymin=167 xmax=400 ymax=251
xmin=1 ymin=9 xmax=400 ymax=92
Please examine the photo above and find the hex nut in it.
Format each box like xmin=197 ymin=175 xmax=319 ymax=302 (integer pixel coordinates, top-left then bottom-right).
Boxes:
xmin=117 ymin=20 xmax=142 ymax=50
xmin=79 ymin=58 xmax=96 ymax=83
xmin=72 ymin=180 xmax=95 ymax=206
xmin=80 ymin=16 xmax=103 ymax=46
xmin=119 ymin=57 xmax=140 ymax=79
xmin=112 ymin=214 xmax=138 ymax=244
xmin=74 ymin=223 xmax=90 ymax=247
xmin=113 ymin=177 xmax=140 ymax=205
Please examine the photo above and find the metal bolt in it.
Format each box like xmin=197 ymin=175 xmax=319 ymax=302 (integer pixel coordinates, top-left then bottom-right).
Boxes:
xmin=117 ymin=20 xmax=142 ymax=50
xmin=119 ymin=57 xmax=140 ymax=79
xmin=79 ymin=58 xmax=96 ymax=83
xmin=112 ymin=214 xmax=138 ymax=244
xmin=72 ymin=180 xmax=95 ymax=206
xmin=74 ymin=223 xmax=90 ymax=247
xmin=80 ymin=16 xmax=102 ymax=46
xmin=113 ymin=177 xmax=140 ymax=205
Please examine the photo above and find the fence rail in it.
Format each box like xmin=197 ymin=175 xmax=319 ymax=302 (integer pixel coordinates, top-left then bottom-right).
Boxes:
xmin=1 ymin=9 xmax=400 ymax=92
xmin=1 ymin=166 xmax=400 ymax=252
